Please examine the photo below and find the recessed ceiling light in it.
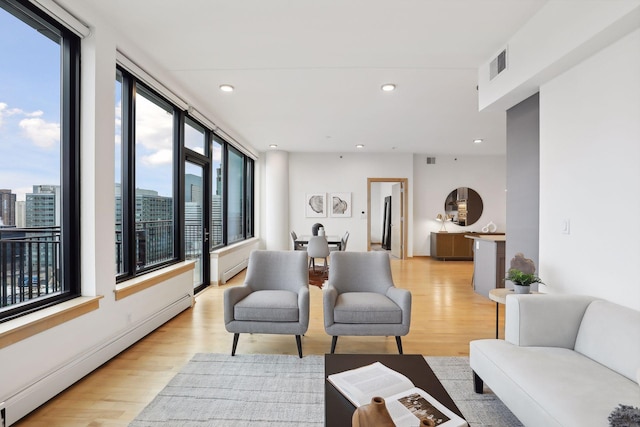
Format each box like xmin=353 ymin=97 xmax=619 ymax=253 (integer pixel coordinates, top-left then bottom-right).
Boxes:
xmin=269 ymin=144 xmax=278 ymax=149
xmin=473 ymin=139 xmax=483 ymax=144
xmin=219 ymin=84 xmax=234 ymax=92
xmin=381 ymin=84 xmax=396 ymax=92
xmin=356 ymin=144 xmax=365 ymax=149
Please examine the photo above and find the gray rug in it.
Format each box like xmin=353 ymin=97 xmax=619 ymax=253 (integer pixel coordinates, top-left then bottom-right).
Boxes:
xmin=129 ymin=354 xmax=522 ymax=427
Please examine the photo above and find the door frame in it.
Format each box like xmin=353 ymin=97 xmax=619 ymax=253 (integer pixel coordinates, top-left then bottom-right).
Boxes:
xmin=367 ymin=178 xmax=408 ymax=260
xmin=184 ymin=156 xmax=211 ymax=294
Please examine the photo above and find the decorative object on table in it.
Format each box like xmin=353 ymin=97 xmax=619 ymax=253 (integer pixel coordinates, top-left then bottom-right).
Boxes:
xmin=352 ymin=396 xmax=395 ymax=427
xmin=505 ymin=268 xmax=544 ymax=294
xmin=330 ymin=361 xmax=466 ymax=427
xmin=608 ymin=404 xmax=640 ymax=427
xmin=481 ymin=221 xmax=497 ymax=233
xmin=306 ymin=193 xmax=326 ymax=217
xmin=312 ymin=222 xmax=324 ymax=236
xmin=505 ymin=252 xmax=543 ymax=294
xmin=435 ymin=213 xmax=452 ymax=232
xmin=330 ymin=192 xmax=352 ymax=217
xmin=318 ymin=226 xmax=325 ymax=236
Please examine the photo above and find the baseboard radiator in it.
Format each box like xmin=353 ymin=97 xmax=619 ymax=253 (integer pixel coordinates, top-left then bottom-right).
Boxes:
xmin=210 ymin=238 xmax=260 ymax=285
xmin=4 ymin=294 xmax=192 ymax=426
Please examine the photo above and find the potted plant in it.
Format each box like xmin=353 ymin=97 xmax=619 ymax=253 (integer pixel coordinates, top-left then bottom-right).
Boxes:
xmin=505 ymin=268 xmax=544 ymax=294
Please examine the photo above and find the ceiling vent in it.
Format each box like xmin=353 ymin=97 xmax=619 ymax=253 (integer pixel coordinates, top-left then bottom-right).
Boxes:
xmin=489 ymin=48 xmax=507 ymax=80
xmin=426 ymin=157 xmax=436 ymax=165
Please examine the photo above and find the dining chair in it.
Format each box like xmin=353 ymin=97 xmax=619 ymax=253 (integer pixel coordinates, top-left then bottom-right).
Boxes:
xmin=307 ymin=235 xmax=330 ymax=272
xmin=329 ymin=230 xmax=349 ymax=252
xmin=323 ymin=251 xmax=411 ymax=354
xmin=291 ymin=230 xmax=305 ymax=251
xmin=223 ymin=250 xmax=310 ymax=358
xmin=341 ymin=231 xmax=349 ymax=251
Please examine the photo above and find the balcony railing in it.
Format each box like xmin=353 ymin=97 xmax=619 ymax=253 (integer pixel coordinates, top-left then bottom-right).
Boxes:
xmin=0 ymin=226 xmax=61 ymax=309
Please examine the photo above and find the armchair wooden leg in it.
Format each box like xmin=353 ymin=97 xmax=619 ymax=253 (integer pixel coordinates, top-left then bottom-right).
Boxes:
xmin=395 ymin=336 xmax=403 ymax=354
xmin=295 ymin=335 xmax=303 ymax=358
xmin=231 ymin=333 xmax=240 ymax=356
xmin=330 ymin=336 xmax=338 ymax=354
xmin=473 ymin=371 xmax=484 ymax=394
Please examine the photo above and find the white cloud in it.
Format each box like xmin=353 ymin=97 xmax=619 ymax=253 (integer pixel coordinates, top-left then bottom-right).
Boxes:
xmin=142 ymin=148 xmax=173 ymax=166
xmin=1 ymin=101 xmax=58 ymax=148
xmin=19 ymin=117 xmax=60 ymax=148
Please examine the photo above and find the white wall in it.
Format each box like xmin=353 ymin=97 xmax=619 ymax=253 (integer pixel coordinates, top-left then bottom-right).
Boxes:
xmin=412 ymin=154 xmax=507 ymax=256
xmin=538 ymin=28 xmax=640 ymax=310
xmin=288 ymin=153 xmax=414 ymax=254
xmin=479 ymin=1 xmax=640 ymax=111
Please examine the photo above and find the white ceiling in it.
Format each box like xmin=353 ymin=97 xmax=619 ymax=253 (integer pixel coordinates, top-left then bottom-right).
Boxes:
xmin=62 ymin=0 xmax=548 ymax=155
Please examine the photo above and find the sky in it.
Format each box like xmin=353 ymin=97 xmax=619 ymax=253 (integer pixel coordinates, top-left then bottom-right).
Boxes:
xmin=0 ymin=7 xmax=61 ymax=201
xmin=2 ymin=4 xmax=224 ymax=204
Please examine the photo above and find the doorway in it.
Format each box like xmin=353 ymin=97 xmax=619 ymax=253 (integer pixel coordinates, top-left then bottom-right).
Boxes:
xmin=184 ymin=159 xmax=210 ymax=293
xmin=367 ymin=178 xmax=408 ymax=259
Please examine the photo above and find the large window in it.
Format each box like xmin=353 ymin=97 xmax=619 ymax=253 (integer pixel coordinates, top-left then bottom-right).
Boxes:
xmin=116 ymin=69 xmax=178 ymax=280
xmin=0 ymin=0 xmax=80 ymax=321
xmin=116 ymin=68 xmax=254 ymax=283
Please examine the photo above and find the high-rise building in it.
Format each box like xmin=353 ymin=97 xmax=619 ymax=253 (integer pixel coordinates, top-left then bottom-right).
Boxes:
xmin=114 ymin=186 xmax=174 ymax=269
xmin=0 ymin=189 xmax=17 ymax=226
xmin=25 ymin=185 xmax=61 ymax=227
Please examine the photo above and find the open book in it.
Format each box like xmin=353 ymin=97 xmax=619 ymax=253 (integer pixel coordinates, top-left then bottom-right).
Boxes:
xmin=327 ymin=362 xmax=467 ymax=427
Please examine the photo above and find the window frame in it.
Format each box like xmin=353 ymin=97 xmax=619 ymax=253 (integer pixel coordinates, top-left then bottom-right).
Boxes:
xmin=116 ymin=69 xmax=255 ymax=284
xmin=116 ymin=68 xmax=181 ymax=282
xmin=0 ymin=0 xmax=81 ymax=322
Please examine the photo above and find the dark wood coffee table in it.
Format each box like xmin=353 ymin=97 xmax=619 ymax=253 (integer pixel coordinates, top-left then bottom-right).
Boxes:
xmin=325 ymin=354 xmax=465 ymax=426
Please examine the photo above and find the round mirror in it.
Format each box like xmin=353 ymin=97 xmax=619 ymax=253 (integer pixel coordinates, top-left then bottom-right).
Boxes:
xmin=444 ymin=187 xmax=483 ymax=226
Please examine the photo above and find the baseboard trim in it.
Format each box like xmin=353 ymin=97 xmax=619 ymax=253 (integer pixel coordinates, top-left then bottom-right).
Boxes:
xmin=4 ymin=294 xmax=192 ymax=426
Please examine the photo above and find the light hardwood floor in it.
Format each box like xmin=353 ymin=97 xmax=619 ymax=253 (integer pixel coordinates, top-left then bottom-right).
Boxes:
xmin=16 ymin=256 xmax=504 ymax=427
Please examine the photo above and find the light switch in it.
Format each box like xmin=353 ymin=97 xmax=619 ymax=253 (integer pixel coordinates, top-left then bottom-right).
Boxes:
xmin=561 ymin=219 xmax=570 ymax=234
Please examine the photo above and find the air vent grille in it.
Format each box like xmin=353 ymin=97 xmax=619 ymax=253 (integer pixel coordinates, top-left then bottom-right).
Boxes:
xmin=490 ymin=48 xmax=507 ymax=80
xmin=426 ymin=157 xmax=436 ymax=165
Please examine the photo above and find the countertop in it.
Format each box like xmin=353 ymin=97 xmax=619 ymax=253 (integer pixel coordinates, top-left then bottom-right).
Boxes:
xmin=464 ymin=234 xmax=506 ymax=242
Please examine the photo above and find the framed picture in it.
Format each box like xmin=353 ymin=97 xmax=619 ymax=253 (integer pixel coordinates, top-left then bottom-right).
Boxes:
xmin=305 ymin=193 xmax=326 ymax=217
xmin=330 ymin=192 xmax=351 ymax=217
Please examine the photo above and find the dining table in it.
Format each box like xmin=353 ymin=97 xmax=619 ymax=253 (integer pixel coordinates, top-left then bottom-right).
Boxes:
xmin=295 ymin=235 xmax=342 ymax=251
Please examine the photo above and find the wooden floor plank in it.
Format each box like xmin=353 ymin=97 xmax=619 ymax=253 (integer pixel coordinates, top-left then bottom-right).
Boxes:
xmin=15 ymin=256 xmax=504 ymax=426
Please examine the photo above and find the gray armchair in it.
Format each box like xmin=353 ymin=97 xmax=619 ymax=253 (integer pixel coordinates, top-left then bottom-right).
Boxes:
xmin=224 ymin=250 xmax=310 ymax=358
xmin=323 ymin=251 xmax=411 ymax=354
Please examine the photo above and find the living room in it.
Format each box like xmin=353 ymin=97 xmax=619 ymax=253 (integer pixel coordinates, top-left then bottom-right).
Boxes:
xmin=0 ymin=0 xmax=638 ymax=426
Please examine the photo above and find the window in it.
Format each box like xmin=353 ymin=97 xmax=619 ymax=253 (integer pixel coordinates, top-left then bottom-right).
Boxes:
xmin=0 ymin=0 xmax=80 ymax=321
xmin=116 ymin=70 xmax=254 ymax=283
xmin=134 ymin=87 xmax=176 ymax=270
xmin=116 ymin=69 xmax=178 ymax=280
xmin=210 ymin=136 xmax=223 ymax=248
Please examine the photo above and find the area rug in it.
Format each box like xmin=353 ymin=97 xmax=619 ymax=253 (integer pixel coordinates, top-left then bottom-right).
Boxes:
xmin=129 ymin=354 xmax=522 ymax=427
xmin=308 ymin=267 xmax=327 ymax=288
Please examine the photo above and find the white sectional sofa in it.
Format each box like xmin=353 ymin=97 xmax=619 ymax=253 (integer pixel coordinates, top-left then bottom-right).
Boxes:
xmin=470 ymin=294 xmax=640 ymax=427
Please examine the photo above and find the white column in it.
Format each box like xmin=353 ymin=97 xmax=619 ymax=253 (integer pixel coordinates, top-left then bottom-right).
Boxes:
xmin=264 ymin=150 xmax=289 ymax=250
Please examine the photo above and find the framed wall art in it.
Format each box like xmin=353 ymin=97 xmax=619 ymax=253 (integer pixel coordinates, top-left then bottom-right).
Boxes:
xmin=330 ymin=192 xmax=351 ymax=217
xmin=305 ymin=193 xmax=326 ymax=217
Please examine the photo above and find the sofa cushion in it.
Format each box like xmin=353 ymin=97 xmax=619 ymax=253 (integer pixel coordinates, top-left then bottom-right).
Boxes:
xmin=334 ymin=292 xmax=402 ymax=324
xmin=234 ymin=290 xmax=299 ymax=322
xmin=575 ymin=300 xmax=640 ymax=382
xmin=471 ymin=339 xmax=640 ymax=427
